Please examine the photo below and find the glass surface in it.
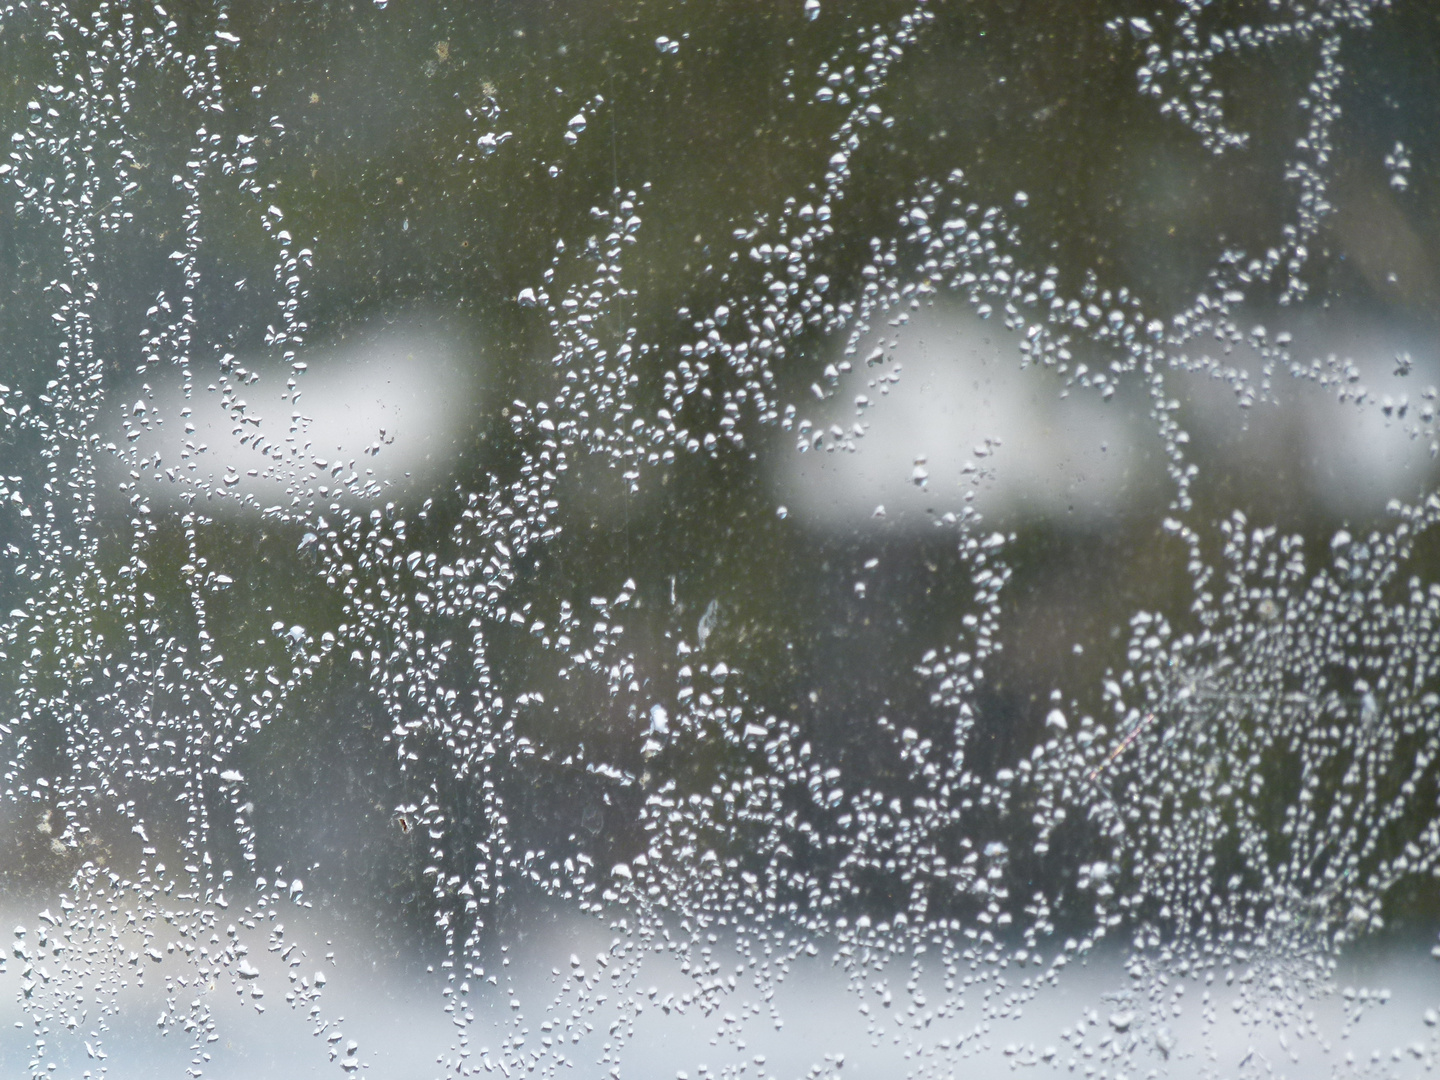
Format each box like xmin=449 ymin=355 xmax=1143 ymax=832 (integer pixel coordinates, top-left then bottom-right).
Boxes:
xmin=0 ymin=1 xmax=1438 ymax=1077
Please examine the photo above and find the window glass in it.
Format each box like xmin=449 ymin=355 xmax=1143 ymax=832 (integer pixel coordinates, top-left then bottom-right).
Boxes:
xmin=1 ymin=1 xmax=1438 ymax=1076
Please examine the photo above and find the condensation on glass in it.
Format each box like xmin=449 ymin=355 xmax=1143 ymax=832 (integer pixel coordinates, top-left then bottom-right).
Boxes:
xmin=0 ymin=0 xmax=1436 ymax=1077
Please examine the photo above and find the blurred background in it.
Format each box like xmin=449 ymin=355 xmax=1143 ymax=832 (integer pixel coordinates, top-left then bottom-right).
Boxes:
xmin=0 ymin=0 xmax=1438 ymax=1076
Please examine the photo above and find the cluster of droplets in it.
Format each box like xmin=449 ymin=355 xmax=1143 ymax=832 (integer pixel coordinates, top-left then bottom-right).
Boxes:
xmin=0 ymin=0 xmax=352 ymax=1074
xmin=2 ymin=0 xmax=1439 ymax=1078
xmin=483 ymin=3 xmax=1440 ymax=1075
xmin=1385 ymin=141 xmax=1413 ymax=191
xmin=651 ymin=9 xmax=937 ymax=458
xmin=1120 ymin=0 xmax=1389 ymax=154
xmin=1015 ymin=502 xmax=1440 ymax=1076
